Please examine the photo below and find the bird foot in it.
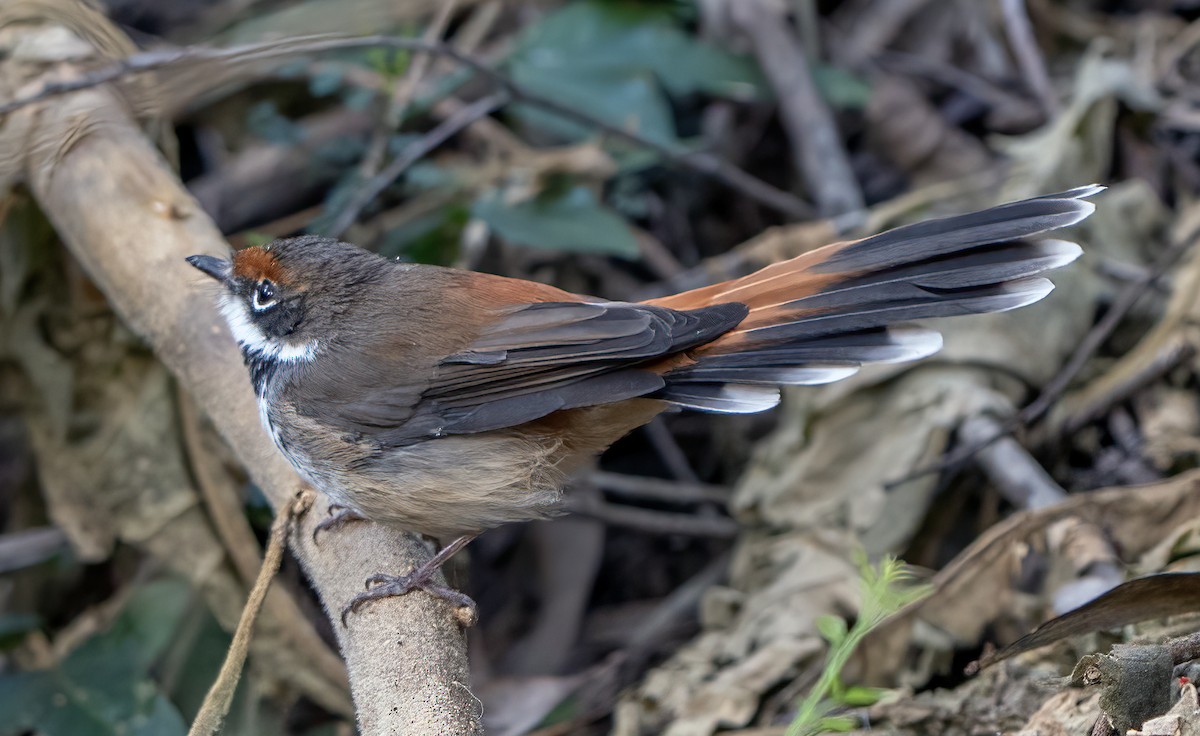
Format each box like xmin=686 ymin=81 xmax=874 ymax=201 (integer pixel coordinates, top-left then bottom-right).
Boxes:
xmin=312 ymin=505 xmax=367 ymax=544
xmin=339 ymin=532 xmax=479 ymax=626
xmin=340 ymin=568 xmax=476 ymax=626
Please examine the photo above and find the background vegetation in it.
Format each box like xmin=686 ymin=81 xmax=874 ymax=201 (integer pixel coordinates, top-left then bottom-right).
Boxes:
xmin=1 ymin=0 xmax=1199 ymax=734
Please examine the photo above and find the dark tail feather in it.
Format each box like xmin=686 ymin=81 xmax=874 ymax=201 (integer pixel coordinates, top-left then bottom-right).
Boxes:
xmin=650 ymin=187 xmax=1099 ymax=413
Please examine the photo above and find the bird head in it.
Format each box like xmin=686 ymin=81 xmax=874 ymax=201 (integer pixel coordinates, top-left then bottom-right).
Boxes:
xmin=187 ymin=235 xmax=383 ymax=362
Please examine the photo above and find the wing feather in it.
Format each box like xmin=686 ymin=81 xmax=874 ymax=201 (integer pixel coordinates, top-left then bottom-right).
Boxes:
xmin=318 ymin=300 xmax=746 ymax=446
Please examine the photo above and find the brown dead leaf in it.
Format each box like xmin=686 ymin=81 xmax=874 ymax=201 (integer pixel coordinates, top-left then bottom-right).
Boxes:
xmin=996 ymin=45 xmax=1161 ymax=196
xmin=1140 ymin=388 xmax=1200 ymax=472
xmin=615 ymin=536 xmax=855 ymax=735
xmin=858 ymin=471 xmax=1200 ymax=684
xmin=866 ymin=76 xmax=994 ymax=185
xmin=972 ymin=574 xmax=1200 ymax=673
xmin=1014 ymin=689 xmax=1105 ymax=736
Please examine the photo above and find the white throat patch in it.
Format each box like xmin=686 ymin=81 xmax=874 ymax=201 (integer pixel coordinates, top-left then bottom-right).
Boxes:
xmin=218 ymin=294 xmax=318 ymax=362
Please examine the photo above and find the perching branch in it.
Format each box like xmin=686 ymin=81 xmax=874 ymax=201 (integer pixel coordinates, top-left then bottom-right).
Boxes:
xmin=0 ymin=16 xmax=481 ymax=736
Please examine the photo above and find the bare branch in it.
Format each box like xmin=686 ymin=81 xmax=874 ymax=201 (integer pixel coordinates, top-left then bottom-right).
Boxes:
xmin=731 ymin=0 xmax=864 ymax=218
xmin=325 ymin=91 xmax=508 ymax=238
xmin=566 ymin=492 xmax=739 ymax=538
xmin=959 ymin=415 xmax=1065 ymax=510
xmin=999 ymin=0 xmax=1060 ymax=117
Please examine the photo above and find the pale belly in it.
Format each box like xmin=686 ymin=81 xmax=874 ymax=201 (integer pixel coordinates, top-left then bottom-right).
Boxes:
xmin=257 ymin=396 xmax=666 ymax=539
xmin=259 ymin=397 xmax=567 ymax=538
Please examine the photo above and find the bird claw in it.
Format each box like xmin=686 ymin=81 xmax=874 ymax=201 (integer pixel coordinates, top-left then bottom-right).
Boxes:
xmin=311 ymin=505 xmax=367 ymax=544
xmin=339 ymin=533 xmax=480 ymax=626
xmin=364 ymin=572 xmax=392 ymax=589
xmin=340 ymin=570 xmax=476 ymax=626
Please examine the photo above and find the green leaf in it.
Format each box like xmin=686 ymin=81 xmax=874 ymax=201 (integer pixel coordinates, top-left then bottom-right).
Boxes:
xmin=379 ymin=204 xmax=470 ymax=265
xmin=402 ymin=161 xmax=461 ymax=192
xmin=505 ymin=0 xmax=766 ymax=145
xmin=839 ymin=685 xmax=886 ymax=707
xmin=812 ymin=66 xmax=873 ymax=111
xmin=307 ymin=65 xmax=345 ymax=97
xmin=787 ymin=556 xmax=930 ymax=736
xmin=0 ymin=613 xmax=39 ymax=651
xmin=508 ymin=73 xmax=676 ymax=148
xmin=472 ymin=186 xmax=639 ymax=258
xmin=514 ymin=1 xmax=765 ymax=99
xmin=0 ymin=580 xmax=191 ymax=736
xmin=245 ymin=102 xmax=301 ymax=145
xmin=241 ymin=232 xmax=273 ymax=248
xmin=814 ymin=615 xmax=847 ymax=645
xmin=162 ymin=611 xmax=231 ymax=723
xmin=366 ymin=47 xmax=410 ymax=79
xmin=130 ymin=694 xmax=189 ymax=736
xmin=0 ymin=656 xmax=187 ymax=736
xmin=99 ymin=580 xmax=194 ymax=672
xmin=339 ymin=85 xmax=378 ymax=112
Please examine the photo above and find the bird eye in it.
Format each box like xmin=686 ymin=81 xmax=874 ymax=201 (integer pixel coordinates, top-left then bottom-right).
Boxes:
xmin=252 ymin=279 xmax=277 ymax=311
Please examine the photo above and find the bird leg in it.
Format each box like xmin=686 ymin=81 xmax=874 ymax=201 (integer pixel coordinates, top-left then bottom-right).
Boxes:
xmin=311 ymin=504 xmax=367 ymax=544
xmin=341 ymin=533 xmax=478 ymax=625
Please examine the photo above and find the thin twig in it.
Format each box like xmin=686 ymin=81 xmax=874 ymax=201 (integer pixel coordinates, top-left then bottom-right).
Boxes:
xmin=385 ymin=1 xmax=458 ymax=132
xmin=354 ymin=1 xmax=459 ymax=210
xmin=325 ymin=91 xmax=508 ymax=237
xmin=1021 ymin=234 xmax=1200 ymax=423
xmin=877 ymin=50 xmax=1042 ymax=122
xmin=527 ymin=553 xmax=731 ymax=736
xmin=188 ymin=490 xmax=314 ymax=736
xmin=1055 ymin=336 xmax=1194 ymax=437
xmin=643 ymin=418 xmax=702 ymax=483
xmin=999 ymin=0 xmax=1060 ymax=117
xmin=590 ymin=470 xmax=730 ymax=505
xmin=0 ymin=34 xmax=813 ymax=220
xmin=886 ymin=229 xmax=1200 ymax=490
xmin=566 ymin=494 xmax=739 ymax=538
xmin=731 ymin=0 xmax=864 ymax=217
xmin=834 ymin=0 xmax=935 ymax=65
xmin=959 ymin=415 xmax=1065 ymax=510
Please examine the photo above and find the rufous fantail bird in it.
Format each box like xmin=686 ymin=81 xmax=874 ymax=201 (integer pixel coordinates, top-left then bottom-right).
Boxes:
xmin=187 ymin=186 xmax=1099 ymax=619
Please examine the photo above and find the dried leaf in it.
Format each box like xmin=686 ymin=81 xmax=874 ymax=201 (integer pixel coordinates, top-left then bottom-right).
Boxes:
xmin=972 ymin=573 xmax=1200 ymax=673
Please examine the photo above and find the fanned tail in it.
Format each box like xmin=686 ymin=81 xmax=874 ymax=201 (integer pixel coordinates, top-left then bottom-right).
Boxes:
xmin=647 ymin=186 xmax=1100 ymax=413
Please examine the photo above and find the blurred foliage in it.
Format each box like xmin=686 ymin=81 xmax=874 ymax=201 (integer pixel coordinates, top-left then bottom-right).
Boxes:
xmin=0 ymin=581 xmax=192 ymax=736
xmin=505 ymin=0 xmax=766 ymax=146
xmin=473 ymin=185 xmax=639 ymax=258
xmin=7 ymin=0 xmax=1200 ymax=734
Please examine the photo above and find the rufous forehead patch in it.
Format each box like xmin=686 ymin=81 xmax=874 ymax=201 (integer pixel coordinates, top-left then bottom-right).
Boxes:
xmin=232 ymin=246 xmax=286 ymax=283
